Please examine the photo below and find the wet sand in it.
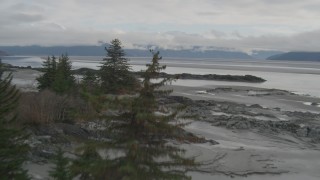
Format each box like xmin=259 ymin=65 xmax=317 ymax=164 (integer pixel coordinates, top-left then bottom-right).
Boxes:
xmin=169 ymin=85 xmax=320 ymax=113
xmin=6 ymin=68 xmax=320 ymax=180
xmin=185 ymin=121 xmax=320 ymax=180
xmin=167 ymin=85 xmax=320 ymax=180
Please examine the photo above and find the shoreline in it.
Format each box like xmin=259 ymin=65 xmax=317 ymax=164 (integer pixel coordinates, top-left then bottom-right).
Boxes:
xmin=4 ymin=65 xmax=267 ymax=83
xmin=23 ymin=87 xmax=320 ymax=179
xmin=3 ymin=67 xmax=320 ymax=180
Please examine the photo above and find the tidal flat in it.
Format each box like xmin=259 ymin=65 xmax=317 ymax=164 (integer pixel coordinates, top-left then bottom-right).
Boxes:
xmin=4 ymin=57 xmax=320 ymax=179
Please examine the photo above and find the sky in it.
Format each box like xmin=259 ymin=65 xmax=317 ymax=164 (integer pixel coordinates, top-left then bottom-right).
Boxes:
xmin=1 ymin=0 xmax=320 ymax=52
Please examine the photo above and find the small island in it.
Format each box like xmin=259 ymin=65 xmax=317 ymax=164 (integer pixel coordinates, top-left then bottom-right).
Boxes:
xmin=156 ymin=73 xmax=266 ymax=83
xmin=73 ymin=68 xmax=266 ymax=83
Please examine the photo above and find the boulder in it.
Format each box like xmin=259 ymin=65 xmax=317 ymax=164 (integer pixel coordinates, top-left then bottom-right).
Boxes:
xmin=308 ymin=127 xmax=320 ymax=139
xmin=296 ymin=127 xmax=309 ymax=137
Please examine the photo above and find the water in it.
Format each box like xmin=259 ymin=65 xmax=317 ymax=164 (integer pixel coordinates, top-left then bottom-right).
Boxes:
xmin=3 ymin=56 xmax=320 ymax=180
xmin=189 ymin=172 xmax=320 ymax=180
xmin=2 ymin=56 xmax=320 ymax=97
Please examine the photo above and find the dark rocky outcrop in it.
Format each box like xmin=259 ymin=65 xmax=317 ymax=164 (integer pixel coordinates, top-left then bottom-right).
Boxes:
xmin=163 ymin=96 xmax=320 ymax=143
xmin=136 ymin=72 xmax=266 ymax=83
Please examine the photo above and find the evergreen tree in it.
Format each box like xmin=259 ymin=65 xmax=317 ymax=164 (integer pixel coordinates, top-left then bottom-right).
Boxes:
xmin=37 ymin=56 xmax=57 ymax=90
xmin=0 ymin=58 xmax=3 ymax=77
xmin=37 ymin=54 xmax=75 ymax=94
xmin=113 ymin=51 xmax=195 ymax=179
xmin=52 ymin=54 xmax=75 ymax=94
xmin=82 ymin=70 xmax=97 ymax=85
xmin=74 ymin=51 xmax=197 ymax=179
xmin=49 ymin=148 xmax=72 ymax=180
xmin=0 ymin=60 xmax=29 ymax=180
xmin=99 ymin=39 xmax=136 ymax=94
xmin=81 ymin=70 xmax=99 ymax=94
xmin=71 ymin=144 xmax=116 ymax=180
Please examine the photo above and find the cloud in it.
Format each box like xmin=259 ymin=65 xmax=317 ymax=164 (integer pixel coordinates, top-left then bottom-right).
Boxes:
xmin=0 ymin=0 xmax=320 ymax=52
xmin=196 ymin=11 xmax=222 ymax=16
xmin=10 ymin=13 xmax=44 ymax=22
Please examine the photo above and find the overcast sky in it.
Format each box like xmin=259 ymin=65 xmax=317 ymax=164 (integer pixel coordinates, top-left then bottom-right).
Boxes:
xmin=1 ymin=0 xmax=320 ymax=52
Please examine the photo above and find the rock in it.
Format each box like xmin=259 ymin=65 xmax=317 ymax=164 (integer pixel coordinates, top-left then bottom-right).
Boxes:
xmin=24 ymin=137 xmax=42 ymax=148
xmin=233 ymin=106 xmax=244 ymax=113
xmin=296 ymin=127 xmax=309 ymax=137
xmin=274 ymin=107 xmax=281 ymax=111
xmin=248 ymin=91 xmax=271 ymax=96
xmin=154 ymin=73 xmax=266 ymax=82
xmin=212 ymin=121 xmax=222 ymax=126
xmin=207 ymin=139 xmax=219 ymax=145
xmin=250 ymin=104 xmax=264 ymax=109
xmin=234 ymin=121 xmax=251 ymax=129
xmin=226 ymin=120 xmax=238 ymax=129
xmin=166 ymin=96 xmax=194 ymax=105
xmin=37 ymin=136 xmax=51 ymax=143
xmin=234 ymin=146 xmax=245 ymax=151
xmin=226 ymin=117 xmax=251 ymax=129
xmin=32 ymin=146 xmax=56 ymax=159
xmin=308 ymin=127 xmax=320 ymax=139
xmin=56 ymin=123 xmax=90 ymax=139
xmin=165 ymin=95 xmax=320 ymax=144
xmin=220 ymin=104 xmax=230 ymax=111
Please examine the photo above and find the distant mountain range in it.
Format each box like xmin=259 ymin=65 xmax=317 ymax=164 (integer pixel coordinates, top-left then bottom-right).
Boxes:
xmin=3 ymin=45 xmax=319 ymax=61
xmin=0 ymin=50 xmax=9 ymax=56
xmin=250 ymin=50 xmax=284 ymax=60
xmin=267 ymin=52 xmax=320 ymax=61
xmin=0 ymin=45 xmax=253 ymax=60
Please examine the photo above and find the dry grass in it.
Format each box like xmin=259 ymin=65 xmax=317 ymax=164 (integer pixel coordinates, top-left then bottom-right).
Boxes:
xmin=18 ymin=90 xmax=98 ymax=125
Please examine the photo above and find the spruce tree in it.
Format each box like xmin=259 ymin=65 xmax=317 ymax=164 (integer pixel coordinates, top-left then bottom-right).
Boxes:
xmin=49 ymin=148 xmax=72 ymax=180
xmin=71 ymin=144 xmax=116 ymax=180
xmin=37 ymin=54 xmax=75 ymax=94
xmin=74 ymin=51 xmax=197 ymax=179
xmin=99 ymin=39 xmax=135 ymax=94
xmin=52 ymin=54 xmax=75 ymax=94
xmin=81 ymin=70 xmax=99 ymax=94
xmin=0 ymin=60 xmax=29 ymax=180
xmin=0 ymin=58 xmax=3 ymax=77
xmin=113 ymin=51 xmax=195 ymax=179
xmin=37 ymin=56 xmax=57 ymax=90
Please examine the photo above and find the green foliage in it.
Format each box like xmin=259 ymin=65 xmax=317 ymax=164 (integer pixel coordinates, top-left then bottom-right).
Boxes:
xmin=73 ymin=51 xmax=196 ymax=180
xmin=80 ymin=70 xmax=100 ymax=95
xmin=0 ymin=60 xmax=29 ymax=180
xmin=99 ymin=39 xmax=137 ymax=94
xmin=113 ymin=51 xmax=194 ymax=180
xmin=82 ymin=70 xmax=97 ymax=86
xmin=71 ymin=143 xmax=120 ymax=180
xmin=37 ymin=54 xmax=75 ymax=94
xmin=52 ymin=54 xmax=75 ymax=94
xmin=49 ymin=148 xmax=72 ymax=180
xmin=37 ymin=56 xmax=57 ymax=90
xmin=0 ymin=58 xmax=3 ymax=77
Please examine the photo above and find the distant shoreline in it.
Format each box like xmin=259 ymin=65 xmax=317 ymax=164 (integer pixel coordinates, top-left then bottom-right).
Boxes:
xmin=73 ymin=67 xmax=266 ymax=83
xmin=3 ymin=64 xmax=266 ymax=83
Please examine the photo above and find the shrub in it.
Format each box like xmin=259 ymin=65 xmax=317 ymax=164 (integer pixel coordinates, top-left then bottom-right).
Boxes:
xmin=18 ymin=90 xmax=69 ymax=125
xmin=18 ymin=90 xmax=98 ymax=125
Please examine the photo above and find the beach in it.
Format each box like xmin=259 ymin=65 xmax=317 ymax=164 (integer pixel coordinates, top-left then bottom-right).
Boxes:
xmin=4 ymin=57 xmax=320 ymax=179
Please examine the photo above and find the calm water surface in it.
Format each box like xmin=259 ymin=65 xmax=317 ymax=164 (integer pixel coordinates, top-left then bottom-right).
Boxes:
xmin=2 ymin=56 xmax=320 ymax=97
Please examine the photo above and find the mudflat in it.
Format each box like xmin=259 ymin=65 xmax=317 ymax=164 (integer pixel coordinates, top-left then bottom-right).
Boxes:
xmin=7 ymin=68 xmax=320 ymax=179
xmin=166 ymin=84 xmax=320 ymax=179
